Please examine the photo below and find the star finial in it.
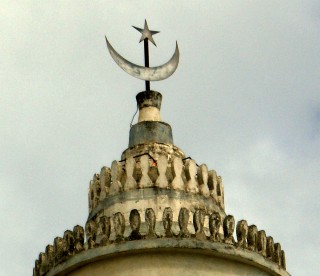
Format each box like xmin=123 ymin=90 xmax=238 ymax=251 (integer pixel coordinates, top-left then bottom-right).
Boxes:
xmin=133 ymin=20 xmax=159 ymax=46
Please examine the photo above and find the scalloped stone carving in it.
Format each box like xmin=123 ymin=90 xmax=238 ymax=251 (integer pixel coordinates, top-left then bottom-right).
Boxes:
xmin=171 ymin=157 xmax=185 ymax=191
xmin=247 ymin=225 xmax=258 ymax=251
xmin=194 ymin=209 xmax=206 ymax=240
xmin=109 ymin=160 xmax=123 ymax=195
xmin=198 ymin=164 xmax=210 ymax=197
xmin=209 ymin=211 xmax=222 ymax=242
xmin=145 ymin=208 xmax=158 ymax=239
xmin=185 ymin=159 xmax=199 ymax=194
xmin=257 ymin=230 xmax=267 ymax=257
xmin=236 ymin=220 xmax=248 ymax=249
xmin=223 ymin=215 xmax=235 ymax=244
xmin=113 ymin=212 xmax=125 ymax=242
xmin=155 ymin=155 xmax=169 ymax=188
xmin=129 ymin=209 xmax=142 ymax=240
xmin=162 ymin=207 xmax=174 ymax=238
xmin=178 ymin=207 xmax=190 ymax=238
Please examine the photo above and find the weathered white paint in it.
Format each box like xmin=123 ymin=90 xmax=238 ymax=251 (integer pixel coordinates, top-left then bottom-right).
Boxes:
xmin=138 ymin=107 xmax=161 ymax=122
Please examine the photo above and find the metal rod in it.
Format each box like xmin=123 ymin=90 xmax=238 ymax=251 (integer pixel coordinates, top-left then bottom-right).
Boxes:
xmin=118 ymin=152 xmax=157 ymax=164
xmin=144 ymin=39 xmax=150 ymax=91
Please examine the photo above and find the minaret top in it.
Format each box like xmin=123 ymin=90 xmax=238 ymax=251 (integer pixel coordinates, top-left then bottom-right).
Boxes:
xmin=105 ymin=20 xmax=181 ymax=150
xmin=33 ymin=21 xmax=289 ymax=276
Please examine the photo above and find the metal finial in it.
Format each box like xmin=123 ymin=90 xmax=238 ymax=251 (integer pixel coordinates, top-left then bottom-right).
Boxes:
xmin=132 ymin=20 xmax=160 ymax=90
xmin=105 ymin=20 xmax=179 ymax=91
xmin=132 ymin=19 xmax=159 ymax=46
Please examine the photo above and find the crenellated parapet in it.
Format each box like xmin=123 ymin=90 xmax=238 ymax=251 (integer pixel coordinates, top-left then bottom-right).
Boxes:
xmin=33 ymin=225 xmax=84 ymax=276
xmin=33 ymin=208 xmax=287 ymax=276
xmin=88 ymin=154 xmax=225 ymax=214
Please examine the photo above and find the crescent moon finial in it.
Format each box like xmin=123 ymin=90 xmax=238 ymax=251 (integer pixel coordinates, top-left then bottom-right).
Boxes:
xmin=105 ymin=21 xmax=179 ymax=86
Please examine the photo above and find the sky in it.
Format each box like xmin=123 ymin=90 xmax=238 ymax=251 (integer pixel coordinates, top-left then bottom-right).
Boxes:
xmin=1 ymin=1 xmax=319 ymax=275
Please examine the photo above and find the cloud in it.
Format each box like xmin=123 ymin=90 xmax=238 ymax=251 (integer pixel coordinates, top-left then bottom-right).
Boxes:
xmin=0 ymin=1 xmax=319 ymax=275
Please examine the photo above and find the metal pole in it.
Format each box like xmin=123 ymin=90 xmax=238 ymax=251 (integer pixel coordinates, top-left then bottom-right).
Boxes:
xmin=144 ymin=39 xmax=150 ymax=91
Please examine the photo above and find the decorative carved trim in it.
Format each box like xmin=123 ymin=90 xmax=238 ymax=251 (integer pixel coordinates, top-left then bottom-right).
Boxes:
xmin=34 ymin=207 xmax=287 ymax=276
xmin=87 ymin=155 xmax=225 ymax=213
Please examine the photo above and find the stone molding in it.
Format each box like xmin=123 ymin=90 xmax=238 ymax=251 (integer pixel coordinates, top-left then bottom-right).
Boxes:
xmin=87 ymin=188 xmax=224 ymax=222
xmin=45 ymin=240 xmax=289 ymax=276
